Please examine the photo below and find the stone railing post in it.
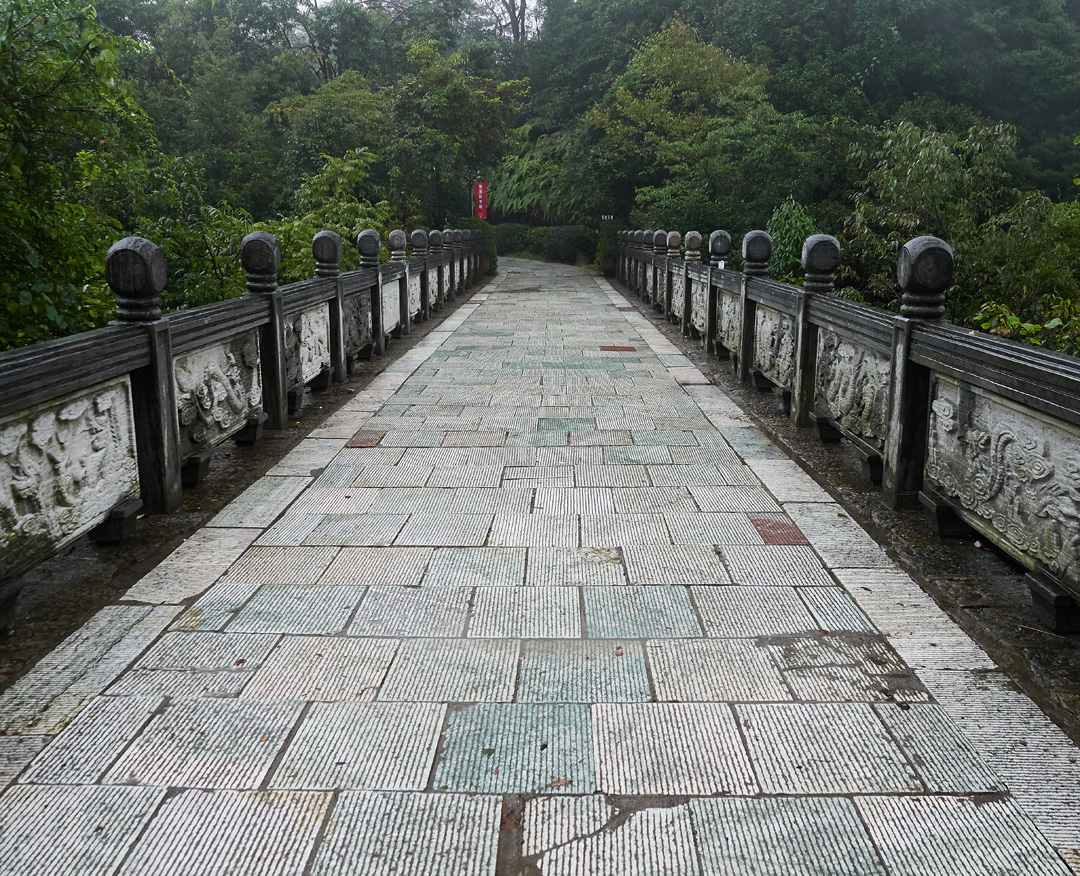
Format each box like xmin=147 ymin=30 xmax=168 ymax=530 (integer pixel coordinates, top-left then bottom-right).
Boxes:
xmin=882 ymin=235 xmax=954 ymax=509
xmin=442 ymin=228 xmax=456 ymax=300
xmin=616 ymin=231 xmax=624 ymax=283
xmin=791 ymin=234 xmax=841 ymax=427
xmin=631 ymin=231 xmax=642 ymax=296
xmin=412 ymin=230 xmax=430 ymax=319
xmin=357 ymin=229 xmax=384 ymax=355
xmin=454 ymin=230 xmax=466 ymax=293
xmin=106 ymin=236 xmax=181 ymax=516
xmin=708 ymin=230 xmax=732 ymax=358
xmin=682 ymin=230 xmax=701 ymax=336
xmin=665 ymin=230 xmax=681 ymax=322
xmin=313 ymin=230 xmax=347 ymax=383
xmin=738 ymin=230 xmax=772 ymax=383
xmin=241 ymin=230 xmax=289 ymax=430
xmin=651 ymin=230 xmax=666 ymax=311
xmin=389 ymin=229 xmax=411 ymax=336
xmin=429 ymin=229 xmax=445 ymax=309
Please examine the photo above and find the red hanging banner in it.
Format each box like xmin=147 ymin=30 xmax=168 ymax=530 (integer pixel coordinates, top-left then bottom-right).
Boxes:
xmin=473 ymin=178 xmax=488 ymax=219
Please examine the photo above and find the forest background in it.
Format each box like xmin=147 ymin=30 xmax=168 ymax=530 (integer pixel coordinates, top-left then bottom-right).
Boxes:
xmin=2 ymin=0 xmax=1079 ymax=352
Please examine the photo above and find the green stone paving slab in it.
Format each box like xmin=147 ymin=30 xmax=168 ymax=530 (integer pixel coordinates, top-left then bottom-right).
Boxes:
xmin=423 ymin=547 xmax=527 ymax=586
xmin=611 ymin=486 xmax=699 ymax=513
xmin=629 ymin=429 xmax=698 ymax=446
xmin=536 ymin=445 xmax=603 ymax=465
xmin=621 ymin=544 xmax=730 ymax=585
xmin=584 ymin=587 xmax=700 ymax=638
xmin=602 ymin=445 xmax=673 ymax=464
xmin=648 ymin=639 xmax=789 ymax=702
xmin=347 ymin=586 xmax=471 ymax=637
xmin=19 ymin=695 xmax=161 ymax=783
xmin=580 ymin=513 xmax=670 ymax=547
xmin=569 ymin=429 xmax=634 ymax=445
xmin=855 ymin=796 xmax=1073 ymax=876
xmin=573 ymin=464 xmax=650 ymax=487
xmin=593 ymin=703 xmax=757 ymax=795
xmin=0 ymin=785 xmax=166 ymax=876
xmin=538 ymin=417 xmax=596 ymax=431
xmin=104 ymin=699 xmax=304 ymax=789
xmin=378 ymin=639 xmax=519 ymax=702
xmin=534 ymin=487 xmax=615 ymax=515
xmin=669 ymin=444 xmax=744 ymax=466
xmin=239 ymin=637 xmax=398 ymax=702
xmin=118 ymin=790 xmax=332 ymax=876
xmin=517 ymin=640 xmax=650 ymax=703
xmin=693 ymin=586 xmax=819 ymax=637
xmin=506 ymin=430 xmax=569 ymax=446
xmin=317 ymin=546 xmax=432 ymax=586
xmin=302 ymin=514 xmax=409 ymax=546
xmin=713 ymin=426 xmax=790 ymax=460
xmin=737 ymin=702 xmax=921 ymax=794
xmin=308 ymin=792 xmax=501 ymax=876
xmin=525 ymin=547 xmax=626 ymax=587
xmin=875 ymin=702 xmax=1007 ymax=792
xmin=488 ymin=514 xmax=579 ymax=547
xmin=526 ymin=799 xmax=699 ymax=876
xmin=718 ymin=545 xmax=834 ymax=586
xmin=503 ymin=465 xmax=574 ymax=484
xmin=442 ymin=431 xmax=508 ymax=446
xmin=433 ymin=704 xmax=594 ymax=794
xmin=665 ymin=512 xmax=766 ymax=545
xmin=690 ymin=797 xmax=886 ymax=876
xmin=393 ymin=514 xmax=495 ymax=547
xmin=469 ymin=587 xmax=582 ymax=638
xmin=227 ymin=584 xmax=366 ymax=635
xmin=270 ymin=702 xmax=444 ymax=791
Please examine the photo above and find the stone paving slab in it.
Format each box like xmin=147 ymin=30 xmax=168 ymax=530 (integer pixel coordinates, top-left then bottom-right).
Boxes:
xmin=2 ymin=261 xmax=1078 ymax=874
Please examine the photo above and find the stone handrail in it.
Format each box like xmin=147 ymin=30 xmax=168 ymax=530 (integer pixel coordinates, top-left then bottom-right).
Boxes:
xmin=617 ymin=228 xmax=1080 ymax=630
xmin=0 ymin=228 xmax=484 ymax=587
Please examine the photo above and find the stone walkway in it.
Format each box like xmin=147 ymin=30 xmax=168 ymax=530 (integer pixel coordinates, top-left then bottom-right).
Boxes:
xmin=1 ymin=259 xmax=1079 ymax=875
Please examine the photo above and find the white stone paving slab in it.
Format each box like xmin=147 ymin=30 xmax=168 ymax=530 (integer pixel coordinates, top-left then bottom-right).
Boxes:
xmin=574 ymin=464 xmax=650 ymax=487
xmin=394 ymin=513 xmax=495 ymax=546
xmin=427 ymin=465 xmax=504 ymax=487
xmin=665 ymin=512 xmax=765 ymax=545
xmin=227 ymin=584 xmax=366 ymax=635
xmin=267 ymin=439 xmax=346 ymax=475
xmin=526 ymin=547 xmax=626 ymax=586
xmin=379 ymin=638 xmax=519 ymax=702
xmin=737 ymin=702 xmax=921 ymax=793
xmin=104 ymin=698 xmax=303 ymax=789
xmin=622 ymin=544 xmax=729 ymax=585
xmin=800 ymin=586 xmax=879 ymax=632
xmin=693 ymin=586 xmax=819 ymax=637
xmin=593 ymin=702 xmax=757 ymax=795
xmin=470 ymin=587 xmax=581 ymax=638
xmin=719 ymin=544 xmax=834 ymax=586
xmin=689 ymin=484 xmax=783 ymax=513
xmin=423 ymin=546 xmax=526 ymax=586
xmin=302 ymin=513 xmax=409 ymax=546
xmin=584 ymin=587 xmax=701 ymax=638
xmin=347 ymin=586 xmax=471 ymax=637
xmin=254 ymin=512 xmax=325 ymax=546
xmin=240 ymin=636 xmax=398 ymax=702
xmin=125 ymin=528 xmax=259 ymax=603
xmin=580 ymin=513 xmax=670 ymax=546
xmin=209 ymin=476 xmax=313 ymax=527
xmin=119 ymin=789 xmax=332 ymax=876
xmin=612 ymin=486 xmax=699 ymax=513
xmin=489 ymin=513 xmax=579 ymax=546
xmin=748 ymin=458 xmax=833 ymax=502
xmin=0 ymin=735 xmax=47 ymax=791
xmin=434 ymin=703 xmax=594 ymax=794
xmin=318 ymin=546 xmax=432 ymax=586
xmin=271 ymin=701 xmax=444 ymax=790
xmin=785 ymin=503 xmax=892 ymax=568
xmin=647 ymin=463 xmax=759 ymax=486
xmin=309 ymin=791 xmax=500 ymax=876
xmin=286 ymin=487 xmax=379 ymax=515
xmin=534 ymin=487 xmax=615 ymax=515
xmin=517 ymin=640 xmax=650 ymax=703
xmin=0 ymin=785 xmax=166 ymax=876
xmin=648 ymin=639 xmax=789 ymax=702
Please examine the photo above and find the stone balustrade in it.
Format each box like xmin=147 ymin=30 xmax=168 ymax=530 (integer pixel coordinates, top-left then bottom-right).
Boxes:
xmin=618 ymin=228 xmax=1080 ymax=630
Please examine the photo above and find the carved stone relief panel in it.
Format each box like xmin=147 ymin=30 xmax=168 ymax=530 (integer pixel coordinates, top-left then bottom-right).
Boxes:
xmin=753 ymin=305 xmax=795 ymax=390
xmin=1 ymin=377 xmax=139 ymax=580
xmin=691 ymin=277 xmax=707 ymax=333
xmin=174 ymin=332 xmax=262 ymax=459
xmin=814 ymin=328 xmax=890 ymax=448
xmin=670 ymin=274 xmax=685 ymax=320
xmin=285 ymin=304 xmax=331 ymax=389
xmin=408 ymin=272 xmax=422 ymax=315
xmin=720 ymin=291 xmax=742 ymax=354
xmin=343 ymin=290 xmax=372 ymax=357
xmin=644 ymin=266 xmax=653 ymax=303
xmin=926 ymin=375 xmax=1080 ymax=587
xmin=382 ymin=282 xmax=400 ymax=334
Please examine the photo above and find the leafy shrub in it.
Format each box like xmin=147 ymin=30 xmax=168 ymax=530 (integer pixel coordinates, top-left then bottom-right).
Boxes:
xmin=539 ymin=225 xmax=597 ymax=264
xmin=459 ymin=216 xmax=498 ymax=274
xmin=766 ymin=196 xmax=819 ymax=281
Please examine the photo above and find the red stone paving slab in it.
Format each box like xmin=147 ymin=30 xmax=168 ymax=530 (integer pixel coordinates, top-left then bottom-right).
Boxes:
xmin=600 ymin=346 xmax=637 ymax=352
xmin=347 ymin=431 xmax=386 ymax=448
xmin=617 ymin=306 xmax=636 ymax=312
xmin=749 ymin=516 xmax=810 ymax=545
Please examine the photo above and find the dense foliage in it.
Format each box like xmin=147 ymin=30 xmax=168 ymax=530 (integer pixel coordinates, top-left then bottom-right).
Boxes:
xmin=1 ymin=0 xmax=1079 ymax=353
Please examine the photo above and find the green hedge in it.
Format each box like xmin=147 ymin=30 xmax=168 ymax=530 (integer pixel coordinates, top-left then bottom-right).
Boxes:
xmin=494 ymin=224 xmax=598 ymax=264
xmin=459 ymin=217 xmax=498 ymax=274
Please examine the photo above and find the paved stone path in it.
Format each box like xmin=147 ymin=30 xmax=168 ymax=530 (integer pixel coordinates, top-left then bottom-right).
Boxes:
xmin=2 ymin=260 xmax=1080 ymax=875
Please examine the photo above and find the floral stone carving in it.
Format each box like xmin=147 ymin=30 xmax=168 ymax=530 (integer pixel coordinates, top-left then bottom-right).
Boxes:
xmin=720 ymin=291 xmax=742 ymax=354
xmin=815 ymin=329 xmax=890 ymax=448
xmin=670 ymin=274 xmax=685 ymax=319
xmin=926 ymin=375 xmax=1080 ymax=586
xmin=174 ymin=332 xmax=262 ymax=459
xmin=691 ymin=277 xmax=707 ymax=333
xmin=343 ymin=291 xmax=372 ymax=355
xmin=1 ymin=377 xmax=139 ymax=579
xmin=409 ymin=272 xmax=422 ymax=314
xmin=382 ymin=283 xmax=400 ymax=334
xmin=753 ymin=305 xmax=795 ymax=390
xmin=285 ymin=304 xmax=332 ymax=388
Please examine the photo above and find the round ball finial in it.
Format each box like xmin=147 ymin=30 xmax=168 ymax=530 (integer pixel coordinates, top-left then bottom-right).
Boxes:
xmin=801 ymin=234 xmax=841 ymax=274
xmin=411 ymin=229 xmax=429 ymax=253
xmin=388 ymin=229 xmax=407 ymax=251
xmin=452 ymin=230 xmax=464 ymax=245
xmin=312 ymin=230 xmax=343 ymax=278
xmin=356 ymin=230 xmax=382 ymax=267
xmin=442 ymin=229 xmax=455 ymax=247
xmin=684 ymin=231 xmax=702 ymax=262
xmin=652 ymin=230 xmax=667 ymax=253
xmin=428 ymin=229 xmax=444 ymax=250
xmin=107 ymin=236 xmax=167 ymax=322
xmin=742 ymin=230 xmax=773 ymax=264
xmin=709 ymin=230 xmax=732 ymax=267
xmin=898 ymin=236 xmax=953 ymax=319
xmin=634 ymin=230 xmax=645 ymax=247
xmin=666 ymin=230 xmax=682 ymax=258
xmin=240 ymin=231 xmax=281 ymax=295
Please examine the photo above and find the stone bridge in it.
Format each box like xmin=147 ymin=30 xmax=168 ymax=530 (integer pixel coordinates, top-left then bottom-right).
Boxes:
xmin=0 ymin=230 xmax=1079 ymax=874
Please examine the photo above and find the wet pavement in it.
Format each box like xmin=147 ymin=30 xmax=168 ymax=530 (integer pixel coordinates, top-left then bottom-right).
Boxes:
xmin=1 ymin=259 xmax=1079 ymax=875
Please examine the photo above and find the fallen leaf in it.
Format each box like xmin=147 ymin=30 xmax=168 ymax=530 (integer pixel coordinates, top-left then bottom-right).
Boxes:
xmin=549 ymin=779 xmax=572 ymax=788
xmin=234 ymin=658 xmax=246 ymax=666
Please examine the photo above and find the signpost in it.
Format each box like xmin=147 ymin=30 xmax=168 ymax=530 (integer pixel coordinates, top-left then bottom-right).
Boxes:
xmin=473 ymin=179 xmax=488 ymax=219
